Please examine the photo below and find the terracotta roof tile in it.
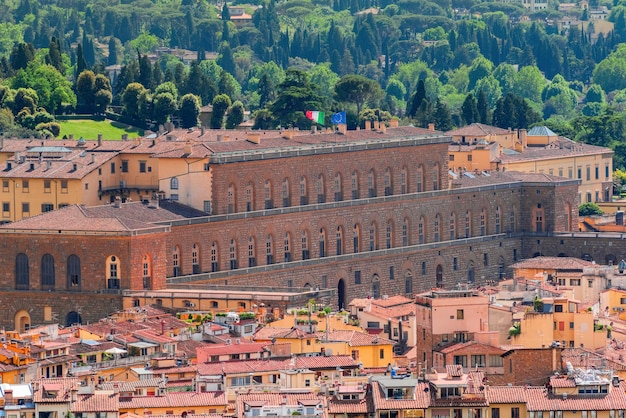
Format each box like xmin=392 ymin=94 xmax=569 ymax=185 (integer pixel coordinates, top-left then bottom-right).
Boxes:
xmin=510 ymin=256 xmax=594 ymax=271
xmin=446 ymin=123 xmax=513 ymax=137
xmin=71 ymin=393 xmax=119 ymax=412
xmin=371 ymin=381 xmax=430 ymax=410
xmin=118 ymin=391 xmax=226 ymax=409
xmin=486 ymin=386 xmax=529 ymax=404
xmin=526 ymin=383 xmax=626 ymax=411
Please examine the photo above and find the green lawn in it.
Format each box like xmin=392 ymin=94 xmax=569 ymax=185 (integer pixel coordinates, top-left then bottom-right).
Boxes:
xmin=57 ymin=119 xmax=144 ymax=141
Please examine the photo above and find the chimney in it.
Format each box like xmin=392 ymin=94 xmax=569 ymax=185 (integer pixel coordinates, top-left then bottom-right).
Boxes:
xmin=46 ymin=161 xmax=52 ymax=170
xmin=133 ymin=137 xmax=140 ymax=146
xmin=428 ymin=123 xmax=435 ymax=131
xmin=380 ymin=124 xmax=387 ymax=134
xmin=223 ymin=135 xmax=230 ymax=142
xmin=69 ymin=134 xmax=74 ymax=140
xmin=166 ymin=135 xmax=174 ymax=141
xmin=364 ymin=120 xmax=371 ymax=130
xmin=283 ymin=131 xmax=294 ymax=140
xmin=373 ymin=121 xmax=379 ymax=131
xmin=98 ymin=134 xmax=103 ymax=143
xmin=518 ymin=129 xmax=527 ymax=150
xmin=91 ymin=154 xmax=95 ymax=164
xmin=113 ymin=196 xmax=122 ymax=208
xmin=247 ymin=133 xmax=261 ymax=144
xmin=0 ymin=137 xmax=3 ymax=149
xmin=217 ymin=134 xmax=223 ymax=142
xmin=4 ymin=389 xmax=13 ymax=405
xmin=184 ymin=143 xmax=193 ymax=155
xmin=201 ymin=127 xmax=206 ymax=136
xmin=338 ymin=124 xmax=347 ymax=135
xmin=71 ymin=388 xmax=77 ymax=403
xmin=389 ymin=119 xmax=399 ymax=128
xmin=122 ymin=134 xmax=128 ymax=141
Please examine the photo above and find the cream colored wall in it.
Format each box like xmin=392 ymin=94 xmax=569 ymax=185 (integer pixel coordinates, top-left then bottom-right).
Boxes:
xmin=448 ymin=149 xmax=493 ymax=172
xmin=156 ymin=157 xmax=211 ymax=211
xmin=503 ymin=153 xmax=612 ymax=203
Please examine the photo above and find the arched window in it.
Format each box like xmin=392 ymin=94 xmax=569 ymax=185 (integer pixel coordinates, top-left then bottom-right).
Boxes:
xmin=266 ymin=235 xmax=274 ymax=264
xmin=227 ymin=183 xmax=236 ymax=213
xmin=405 ymin=271 xmax=413 ymax=295
xmin=468 ymin=261 xmax=475 ymax=284
xmin=449 ymin=212 xmax=456 ymax=240
xmin=229 ymin=240 xmax=237 ymax=270
xmin=300 ymin=176 xmax=308 ymax=205
xmin=402 ymin=218 xmax=409 ymax=246
xmin=434 ymin=214 xmax=441 ymax=242
xmin=417 ymin=165 xmax=424 ymax=192
xmin=248 ymin=237 xmax=256 ymax=267
xmin=264 ymin=180 xmax=273 ymax=209
xmin=142 ymin=254 xmax=151 ymax=289
xmin=386 ymin=220 xmax=393 ymax=249
xmin=172 ymin=246 xmax=181 ymax=276
xmin=336 ymin=226 xmax=343 ymax=256
xmin=170 ymin=177 xmax=179 ymax=190
xmin=368 ymin=170 xmax=376 ymax=197
xmin=432 ymin=164 xmax=439 ymax=191
xmin=369 ymin=222 xmax=377 ymax=251
xmin=351 ymin=171 xmax=359 ymax=199
xmin=495 ymin=206 xmax=501 ymax=234
xmin=302 ymin=230 xmax=310 ymax=260
xmin=319 ymin=228 xmax=327 ymax=257
xmin=67 ymin=254 xmax=81 ymax=289
xmin=282 ymin=178 xmax=291 ymax=207
xmin=353 ymin=224 xmax=360 ymax=253
xmin=192 ymin=243 xmax=200 ymax=274
xmin=480 ymin=208 xmax=486 ymax=236
xmin=107 ymin=255 xmax=120 ymax=289
xmin=211 ymin=241 xmax=219 ymax=272
xmin=15 ymin=253 xmax=29 ymax=290
xmin=317 ymin=175 xmax=325 ymax=203
xmin=436 ymin=265 xmax=443 ymax=288
xmin=245 ymin=182 xmax=254 ymax=212
xmin=284 ymin=232 xmax=292 ymax=262
xmin=401 ymin=167 xmax=408 ymax=194
xmin=418 ymin=216 xmax=425 ymax=244
xmin=465 ymin=210 xmax=471 ymax=238
xmin=384 ymin=168 xmax=392 ymax=196
xmin=372 ymin=274 xmax=380 ymax=299
xmin=41 ymin=254 xmax=55 ymax=290
xmin=334 ymin=173 xmax=343 ymax=202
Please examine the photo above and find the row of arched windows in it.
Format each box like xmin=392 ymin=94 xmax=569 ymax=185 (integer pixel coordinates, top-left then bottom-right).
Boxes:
xmin=225 ymin=164 xmax=442 ymax=213
xmin=169 ymin=207 xmax=514 ymax=275
xmin=14 ymin=253 xmax=153 ymax=291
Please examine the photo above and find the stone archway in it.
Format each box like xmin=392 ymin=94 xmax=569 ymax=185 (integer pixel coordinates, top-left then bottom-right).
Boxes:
xmin=66 ymin=311 xmax=82 ymax=327
xmin=14 ymin=310 xmax=30 ymax=333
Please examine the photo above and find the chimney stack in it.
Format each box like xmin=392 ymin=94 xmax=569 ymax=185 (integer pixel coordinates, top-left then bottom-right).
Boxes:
xmin=428 ymin=123 xmax=435 ymax=131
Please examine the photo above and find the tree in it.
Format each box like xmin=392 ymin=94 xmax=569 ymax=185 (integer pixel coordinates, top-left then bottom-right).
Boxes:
xmin=334 ymin=74 xmax=383 ymax=117
xmin=433 ymin=99 xmax=453 ymax=131
xmin=406 ymin=79 xmax=426 ymax=117
xmin=270 ymin=68 xmax=325 ymax=129
xmin=46 ymin=37 xmax=64 ymax=74
xmin=108 ymin=37 xmax=119 ymax=66
xmin=10 ymin=43 xmax=35 ymax=71
xmin=76 ymin=70 xmax=96 ymax=109
xmin=122 ymin=82 xmax=147 ymax=119
xmin=210 ymin=94 xmax=232 ymax=128
xmin=221 ymin=3 xmax=231 ymax=20
xmin=585 ymin=84 xmax=605 ymax=103
xmin=226 ymin=100 xmax=245 ymax=129
xmin=152 ymin=92 xmax=178 ymax=125
xmin=461 ymin=93 xmax=478 ymax=124
xmin=579 ymin=202 xmax=603 ymax=216
xmin=179 ymin=94 xmax=201 ymax=128
xmin=476 ymin=89 xmax=491 ymax=124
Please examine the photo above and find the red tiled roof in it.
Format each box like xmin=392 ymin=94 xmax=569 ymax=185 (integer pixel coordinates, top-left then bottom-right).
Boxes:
xmin=236 ymin=392 xmax=325 ymax=418
xmin=327 ymin=330 xmax=395 ymax=346
xmin=71 ymin=393 xmax=119 ymax=412
xmin=526 ymin=383 xmax=626 ymax=411
xmin=446 ymin=123 xmax=512 ymax=137
xmin=33 ymin=377 xmax=79 ymax=403
xmin=510 ymin=256 xmax=594 ymax=271
xmin=486 ymin=386 xmax=529 ymax=404
xmin=118 ymin=391 xmax=227 ymax=408
xmin=197 ymin=341 xmax=268 ymax=356
xmin=371 ymin=381 xmax=430 ymax=410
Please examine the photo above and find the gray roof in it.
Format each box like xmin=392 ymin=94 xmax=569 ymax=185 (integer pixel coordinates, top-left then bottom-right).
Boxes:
xmin=527 ymin=126 xmax=557 ymax=136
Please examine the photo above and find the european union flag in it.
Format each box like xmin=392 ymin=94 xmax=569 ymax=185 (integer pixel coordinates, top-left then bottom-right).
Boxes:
xmin=331 ymin=111 xmax=346 ymax=125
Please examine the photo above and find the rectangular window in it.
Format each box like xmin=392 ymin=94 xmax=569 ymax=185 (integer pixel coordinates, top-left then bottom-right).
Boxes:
xmin=61 ymin=180 xmax=68 ymax=193
xmin=22 ymin=202 xmax=29 ymax=214
xmin=578 ymin=168 xmax=582 ymax=179
xmin=44 ymin=180 xmax=51 ymax=192
xmin=2 ymin=202 xmax=9 ymax=214
xmin=467 ymin=154 xmax=473 ymax=161
xmin=139 ymin=161 xmax=147 ymax=173
xmin=457 ymin=309 xmax=464 ymax=319
xmin=453 ymin=257 xmax=458 ymax=271
xmin=570 ymin=279 xmax=581 ymax=286
xmin=492 ymin=408 xmax=500 ymax=418
xmin=379 ymin=349 xmax=384 ymax=359
xmin=121 ymin=160 xmax=128 ymax=173
xmin=421 ymin=261 xmax=426 ymax=275
xmin=449 ymin=154 xmax=455 ymax=161
xmin=512 ymin=409 xmax=520 ymax=418
xmin=354 ymin=270 xmax=361 ymax=284
xmin=555 ymin=304 xmax=563 ymax=312
xmin=586 ymin=166 xmax=590 ymax=181
xmin=453 ymin=355 xmax=467 ymax=367
xmin=110 ymin=162 xmax=115 ymax=174
xmin=595 ymin=166 xmax=599 ymax=180
xmin=389 ymin=266 xmax=394 ymax=280
xmin=489 ymin=355 xmax=503 ymax=367
xmin=42 ymin=203 xmax=54 ymax=213
xmin=471 ymin=354 xmax=485 ymax=367
xmin=22 ymin=180 xmax=28 ymax=192
xmin=1 ymin=180 xmax=7 ymax=192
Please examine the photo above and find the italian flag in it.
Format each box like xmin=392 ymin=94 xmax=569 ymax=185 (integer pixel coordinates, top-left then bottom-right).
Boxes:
xmin=306 ymin=110 xmax=324 ymax=124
